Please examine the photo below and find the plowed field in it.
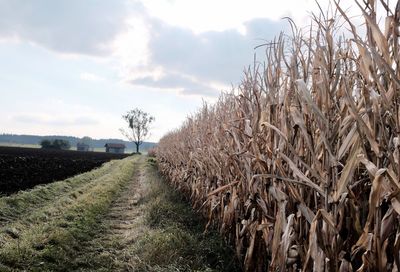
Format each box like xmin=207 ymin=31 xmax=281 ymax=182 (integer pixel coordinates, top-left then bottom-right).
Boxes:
xmin=0 ymin=146 xmax=129 ymax=194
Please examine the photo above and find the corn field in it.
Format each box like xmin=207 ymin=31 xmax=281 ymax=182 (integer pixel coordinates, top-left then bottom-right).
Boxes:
xmin=156 ymin=1 xmax=400 ymax=271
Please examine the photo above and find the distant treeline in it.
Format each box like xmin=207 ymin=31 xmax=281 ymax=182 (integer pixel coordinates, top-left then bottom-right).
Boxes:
xmin=0 ymin=134 xmax=156 ymax=151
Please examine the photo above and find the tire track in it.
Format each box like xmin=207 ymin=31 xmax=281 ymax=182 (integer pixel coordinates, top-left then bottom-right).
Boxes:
xmin=78 ymin=156 xmax=149 ymax=271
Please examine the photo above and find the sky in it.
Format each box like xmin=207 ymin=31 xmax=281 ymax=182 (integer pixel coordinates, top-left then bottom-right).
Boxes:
xmin=0 ymin=0 xmax=362 ymax=142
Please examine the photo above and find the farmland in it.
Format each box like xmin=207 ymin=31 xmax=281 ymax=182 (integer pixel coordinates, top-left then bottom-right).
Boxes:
xmin=0 ymin=146 xmax=129 ymax=195
xmin=2 ymin=0 xmax=400 ymax=271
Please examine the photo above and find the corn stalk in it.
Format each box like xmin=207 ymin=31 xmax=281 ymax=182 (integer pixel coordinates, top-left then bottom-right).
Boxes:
xmin=156 ymin=1 xmax=400 ymax=271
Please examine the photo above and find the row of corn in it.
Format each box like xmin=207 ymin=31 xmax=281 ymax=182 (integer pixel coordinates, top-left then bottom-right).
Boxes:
xmin=156 ymin=1 xmax=400 ymax=271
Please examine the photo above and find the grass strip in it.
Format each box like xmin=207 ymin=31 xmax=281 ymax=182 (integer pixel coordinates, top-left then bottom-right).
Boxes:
xmin=130 ymin=158 xmax=240 ymax=272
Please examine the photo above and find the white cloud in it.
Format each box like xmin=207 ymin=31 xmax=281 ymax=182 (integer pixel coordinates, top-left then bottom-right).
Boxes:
xmin=0 ymin=0 xmax=128 ymax=56
xmin=9 ymin=99 xmax=101 ymax=128
xmin=111 ymin=17 xmax=150 ymax=73
xmin=12 ymin=113 xmax=99 ymax=126
xmin=0 ymin=0 xmax=354 ymax=98
xmin=80 ymin=72 xmax=105 ymax=82
xmin=140 ymin=0 xmax=332 ymax=33
xmin=124 ymin=16 xmax=288 ymax=96
xmin=2 ymin=98 xmax=120 ymax=139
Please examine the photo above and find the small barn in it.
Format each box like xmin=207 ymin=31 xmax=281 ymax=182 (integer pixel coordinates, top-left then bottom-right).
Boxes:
xmin=104 ymin=143 xmax=126 ymax=154
xmin=77 ymin=142 xmax=90 ymax=152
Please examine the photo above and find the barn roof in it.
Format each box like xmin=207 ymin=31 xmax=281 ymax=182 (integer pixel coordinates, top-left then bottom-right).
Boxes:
xmin=104 ymin=143 xmax=126 ymax=148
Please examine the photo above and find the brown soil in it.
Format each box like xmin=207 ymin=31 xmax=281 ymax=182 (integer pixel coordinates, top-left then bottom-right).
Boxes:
xmin=0 ymin=146 xmax=129 ymax=194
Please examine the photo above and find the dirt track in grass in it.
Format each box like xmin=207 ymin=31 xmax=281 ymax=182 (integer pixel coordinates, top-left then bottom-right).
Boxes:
xmin=77 ymin=157 xmax=239 ymax=272
xmin=103 ymin=166 xmax=147 ymax=246
xmin=77 ymin=158 xmax=149 ymax=271
xmin=0 ymin=156 xmax=239 ymax=271
xmin=71 ymin=156 xmax=146 ymax=271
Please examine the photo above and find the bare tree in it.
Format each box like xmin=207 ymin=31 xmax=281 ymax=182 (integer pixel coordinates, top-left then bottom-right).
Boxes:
xmin=120 ymin=108 xmax=155 ymax=153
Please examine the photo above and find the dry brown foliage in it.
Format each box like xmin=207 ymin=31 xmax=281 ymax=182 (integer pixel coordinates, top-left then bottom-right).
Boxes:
xmin=156 ymin=1 xmax=400 ymax=271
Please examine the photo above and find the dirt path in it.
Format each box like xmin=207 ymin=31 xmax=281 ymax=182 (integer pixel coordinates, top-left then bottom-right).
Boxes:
xmin=102 ymin=158 xmax=148 ymax=248
xmin=75 ymin=156 xmax=239 ymax=272
xmin=76 ymin=156 xmax=150 ymax=271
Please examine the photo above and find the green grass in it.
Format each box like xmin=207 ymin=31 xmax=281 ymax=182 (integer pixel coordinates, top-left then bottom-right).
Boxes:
xmin=131 ymin=159 xmax=240 ymax=272
xmin=0 ymin=156 xmax=138 ymax=271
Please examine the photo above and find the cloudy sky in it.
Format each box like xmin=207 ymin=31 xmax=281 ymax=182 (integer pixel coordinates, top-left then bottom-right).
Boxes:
xmin=0 ymin=0 xmax=350 ymax=142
